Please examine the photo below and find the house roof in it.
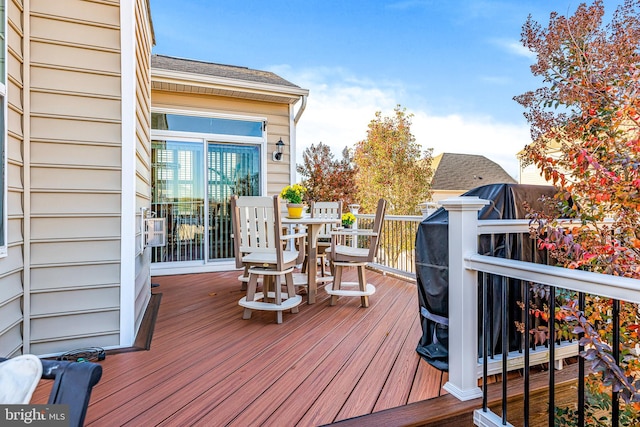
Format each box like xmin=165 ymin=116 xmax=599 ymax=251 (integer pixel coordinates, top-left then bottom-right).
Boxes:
xmin=151 ymin=54 xmax=300 ymax=88
xmin=430 ymin=153 xmax=516 ymax=191
xmin=150 ymin=55 xmax=308 ymax=104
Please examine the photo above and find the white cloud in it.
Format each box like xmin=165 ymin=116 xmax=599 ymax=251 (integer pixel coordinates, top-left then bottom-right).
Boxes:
xmin=491 ymin=38 xmax=536 ymax=59
xmin=411 ymin=113 xmax=529 ymax=179
xmin=271 ymin=65 xmax=530 ymax=181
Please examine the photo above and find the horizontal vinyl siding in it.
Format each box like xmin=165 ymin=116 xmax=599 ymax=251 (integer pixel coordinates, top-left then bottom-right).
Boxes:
xmin=30 ymin=41 xmax=121 ymax=74
xmin=0 ymin=0 xmax=26 ymax=357
xmin=6 ymin=219 xmax=22 ymax=246
xmin=31 ymin=193 xmax=121 ymax=215
xmin=30 ymin=264 xmax=120 ymax=292
xmin=30 ymin=0 xmax=120 ymax=25
xmin=519 ymin=163 xmax=550 ymax=185
xmin=30 ymin=141 xmax=121 ymax=167
xmin=30 ymin=333 xmax=119 ymax=356
xmin=0 ymin=272 xmax=24 ymax=357
xmin=31 ymin=167 xmax=122 ymax=191
xmin=31 ymin=240 xmax=120 ymax=266
xmin=26 ymin=0 xmax=123 ymax=354
xmin=31 ymin=287 xmax=119 ymax=317
xmin=31 ymin=217 xmax=120 ymax=240
xmin=31 ymin=116 xmax=121 ymax=144
xmin=31 ymin=91 xmax=121 ymax=121
xmin=31 ymin=66 xmax=121 ymax=97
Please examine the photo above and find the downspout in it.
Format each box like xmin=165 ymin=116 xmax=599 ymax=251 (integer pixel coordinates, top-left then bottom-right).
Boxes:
xmin=294 ymin=94 xmax=307 ymax=125
xmin=290 ymin=95 xmax=307 ymax=183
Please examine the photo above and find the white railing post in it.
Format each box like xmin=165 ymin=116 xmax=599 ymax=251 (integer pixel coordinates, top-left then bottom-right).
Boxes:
xmin=418 ymin=201 xmax=439 ymax=219
xmin=441 ymin=196 xmax=489 ymax=401
xmin=348 ymin=204 xmax=360 ymax=248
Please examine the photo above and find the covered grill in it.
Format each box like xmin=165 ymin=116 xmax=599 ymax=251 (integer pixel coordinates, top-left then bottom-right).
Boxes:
xmin=415 ymin=183 xmax=557 ymax=370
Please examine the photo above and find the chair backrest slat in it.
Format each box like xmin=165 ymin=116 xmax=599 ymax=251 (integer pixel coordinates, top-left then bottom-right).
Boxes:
xmin=231 ymin=195 xmax=289 ymax=270
xmin=311 ymin=200 xmax=342 ymax=239
xmin=232 ymin=196 xmax=276 ymax=254
xmin=368 ymin=198 xmax=387 ymax=260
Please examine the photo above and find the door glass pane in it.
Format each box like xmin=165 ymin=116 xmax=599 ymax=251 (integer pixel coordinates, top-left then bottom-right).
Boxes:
xmin=151 ymin=113 xmax=263 ymax=137
xmin=151 ymin=140 xmax=204 ymax=262
xmin=208 ymin=143 xmax=260 ymax=261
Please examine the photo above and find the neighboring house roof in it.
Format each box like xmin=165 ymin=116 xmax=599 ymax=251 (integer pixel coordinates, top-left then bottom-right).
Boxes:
xmin=151 ymin=54 xmax=308 ymax=104
xmin=430 ymin=153 xmax=516 ymax=191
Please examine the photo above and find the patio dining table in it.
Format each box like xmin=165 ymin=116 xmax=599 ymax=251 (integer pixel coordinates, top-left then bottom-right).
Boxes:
xmin=282 ymin=215 xmax=341 ymax=304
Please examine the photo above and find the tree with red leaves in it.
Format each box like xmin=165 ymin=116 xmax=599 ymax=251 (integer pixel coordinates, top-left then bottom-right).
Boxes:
xmin=296 ymin=142 xmax=357 ymax=210
xmin=515 ymin=0 xmax=640 ymax=422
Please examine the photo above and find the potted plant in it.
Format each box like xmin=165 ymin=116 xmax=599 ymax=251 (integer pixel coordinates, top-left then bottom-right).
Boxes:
xmin=280 ymin=184 xmax=307 ymax=218
xmin=341 ymin=212 xmax=356 ymax=228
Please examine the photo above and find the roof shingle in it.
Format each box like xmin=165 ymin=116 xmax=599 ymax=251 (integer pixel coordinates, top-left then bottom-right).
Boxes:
xmin=151 ymin=54 xmax=300 ymax=88
xmin=431 ymin=153 xmax=516 ymax=191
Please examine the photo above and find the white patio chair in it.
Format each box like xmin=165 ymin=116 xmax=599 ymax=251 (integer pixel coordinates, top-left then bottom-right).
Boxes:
xmin=230 ymin=195 xmax=307 ymax=323
xmin=325 ymin=198 xmax=387 ymax=308
xmin=301 ymin=200 xmax=343 ymax=277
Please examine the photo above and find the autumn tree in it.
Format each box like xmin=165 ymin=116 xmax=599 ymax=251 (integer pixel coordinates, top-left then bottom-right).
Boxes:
xmin=353 ymin=105 xmax=433 ymax=215
xmin=296 ymin=142 xmax=357 ymax=209
xmin=515 ymin=0 xmax=640 ymax=420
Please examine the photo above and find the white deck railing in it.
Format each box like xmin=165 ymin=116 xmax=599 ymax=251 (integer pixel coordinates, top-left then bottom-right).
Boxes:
xmin=354 ymin=212 xmax=422 ymax=278
xmin=441 ymin=197 xmax=640 ymax=426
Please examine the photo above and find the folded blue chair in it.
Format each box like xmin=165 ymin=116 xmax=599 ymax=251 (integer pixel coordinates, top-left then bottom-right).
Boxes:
xmin=0 ymin=357 xmax=102 ymax=427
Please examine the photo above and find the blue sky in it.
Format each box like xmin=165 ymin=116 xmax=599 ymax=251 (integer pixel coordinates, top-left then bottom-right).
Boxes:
xmin=149 ymin=1 xmax=621 ymax=179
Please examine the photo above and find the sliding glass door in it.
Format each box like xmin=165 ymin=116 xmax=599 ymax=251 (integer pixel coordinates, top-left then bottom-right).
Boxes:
xmin=151 ymin=140 xmax=260 ymax=264
xmin=207 ymin=143 xmax=260 ymax=261
xmin=152 ymin=140 xmax=205 ymax=263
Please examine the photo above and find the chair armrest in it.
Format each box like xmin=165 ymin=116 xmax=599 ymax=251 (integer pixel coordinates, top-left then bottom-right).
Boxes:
xmin=280 ymin=232 xmax=307 ymax=241
xmin=330 ymin=229 xmax=377 ymax=237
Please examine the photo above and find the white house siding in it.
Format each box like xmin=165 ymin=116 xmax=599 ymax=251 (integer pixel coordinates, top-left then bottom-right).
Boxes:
xmin=26 ymin=0 xmax=125 ymax=355
xmin=0 ymin=0 xmax=26 ymax=358
xmin=519 ymin=162 xmax=552 ymax=186
xmin=431 ymin=190 xmax=466 ymax=204
xmin=151 ymin=91 xmax=293 ymax=196
xmin=133 ymin=0 xmax=152 ymax=337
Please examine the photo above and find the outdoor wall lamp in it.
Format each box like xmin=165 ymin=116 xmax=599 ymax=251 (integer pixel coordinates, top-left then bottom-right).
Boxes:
xmin=273 ymin=138 xmax=285 ymax=161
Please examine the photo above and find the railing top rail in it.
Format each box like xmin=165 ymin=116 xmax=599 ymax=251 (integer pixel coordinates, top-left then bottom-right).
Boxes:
xmin=476 ymin=218 xmax=613 ymax=235
xmin=355 ymin=213 xmax=422 ymax=222
xmin=466 ymin=253 xmax=640 ymax=304
xmin=476 ymin=219 xmax=531 ymax=234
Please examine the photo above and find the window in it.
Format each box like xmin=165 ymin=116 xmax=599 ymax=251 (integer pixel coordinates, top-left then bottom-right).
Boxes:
xmin=151 ymin=112 xmax=263 ymax=137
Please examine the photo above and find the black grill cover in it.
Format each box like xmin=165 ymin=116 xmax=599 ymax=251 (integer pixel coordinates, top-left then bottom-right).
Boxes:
xmin=415 ymin=183 xmax=557 ymax=371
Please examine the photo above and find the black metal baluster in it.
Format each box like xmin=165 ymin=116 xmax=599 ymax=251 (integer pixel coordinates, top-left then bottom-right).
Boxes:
xmin=524 ymin=281 xmax=530 ymax=426
xmin=490 ymin=235 xmax=496 ymax=359
xmin=502 ymin=275 xmax=509 ymax=424
xmin=612 ymin=299 xmax=620 ymax=427
xmin=578 ymin=292 xmax=585 ymax=427
xmin=483 ymin=272 xmax=489 ymax=413
xmin=549 ymin=286 xmax=556 ymax=426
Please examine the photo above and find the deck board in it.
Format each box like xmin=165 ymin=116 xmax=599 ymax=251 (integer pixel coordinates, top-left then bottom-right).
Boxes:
xmin=31 ymin=269 xmax=448 ymax=426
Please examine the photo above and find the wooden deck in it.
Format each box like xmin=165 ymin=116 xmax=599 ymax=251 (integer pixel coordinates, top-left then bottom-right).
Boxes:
xmin=32 ymin=268 xmax=449 ymax=426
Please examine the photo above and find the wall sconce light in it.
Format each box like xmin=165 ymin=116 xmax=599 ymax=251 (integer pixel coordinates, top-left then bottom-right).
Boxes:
xmin=273 ymin=138 xmax=285 ymax=161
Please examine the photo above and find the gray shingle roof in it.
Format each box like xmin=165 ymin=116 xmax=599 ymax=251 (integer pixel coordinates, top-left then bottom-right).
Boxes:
xmin=431 ymin=153 xmax=516 ymax=191
xmin=151 ymin=54 xmax=301 ymax=88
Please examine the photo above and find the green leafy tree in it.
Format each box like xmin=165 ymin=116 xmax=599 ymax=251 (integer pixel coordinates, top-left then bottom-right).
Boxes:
xmin=353 ymin=105 xmax=433 ymax=215
xmin=296 ymin=142 xmax=357 ymax=210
